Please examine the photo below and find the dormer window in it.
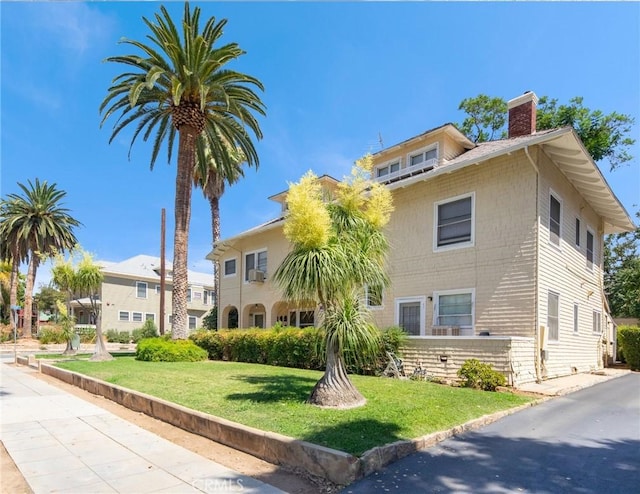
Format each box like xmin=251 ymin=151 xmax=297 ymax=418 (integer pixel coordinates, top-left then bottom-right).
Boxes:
xmin=376 ymin=160 xmax=400 ymax=179
xmin=409 ymin=145 xmax=438 ymax=169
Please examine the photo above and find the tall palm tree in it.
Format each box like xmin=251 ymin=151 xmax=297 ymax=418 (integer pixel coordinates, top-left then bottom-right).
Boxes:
xmin=0 ymin=200 xmax=28 ymax=333
xmin=0 ymin=179 xmax=80 ymax=338
xmin=194 ymin=139 xmax=246 ymax=305
xmin=100 ymin=2 xmax=265 ymax=339
xmin=274 ymin=164 xmax=394 ymax=408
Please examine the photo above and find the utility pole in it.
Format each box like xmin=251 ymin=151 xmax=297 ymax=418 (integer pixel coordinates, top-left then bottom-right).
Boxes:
xmin=160 ymin=208 xmax=166 ymax=335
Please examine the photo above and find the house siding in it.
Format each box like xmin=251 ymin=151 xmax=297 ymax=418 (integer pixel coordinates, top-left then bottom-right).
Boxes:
xmin=375 ymin=151 xmax=537 ymax=338
xmin=400 ymin=336 xmax=536 ymax=386
xmin=536 ymin=147 xmax=606 ymax=378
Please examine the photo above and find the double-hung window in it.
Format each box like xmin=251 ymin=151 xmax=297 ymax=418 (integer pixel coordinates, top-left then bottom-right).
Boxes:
xmin=118 ymin=311 xmax=130 ymax=322
xmin=245 ymin=250 xmax=267 ymax=281
xmin=549 ymin=193 xmax=562 ymax=246
xmin=224 ymin=258 xmax=236 ymax=277
xmin=592 ymin=310 xmax=601 ymax=334
xmin=435 ymin=194 xmax=474 ymax=250
xmin=188 ymin=316 xmax=197 ymax=330
xmin=547 ymin=291 xmax=559 ymax=341
xmin=586 ymin=229 xmax=594 ymax=270
xmin=186 ymin=288 xmax=192 ymax=303
xmin=136 ymin=281 xmax=147 ymax=299
xmin=434 ymin=290 xmax=474 ymax=332
xmin=132 ymin=312 xmax=143 ymax=323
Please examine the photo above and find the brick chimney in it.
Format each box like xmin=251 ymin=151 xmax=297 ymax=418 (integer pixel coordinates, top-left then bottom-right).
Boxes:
xmin=507 ymin=91 xmax=538 ymax=138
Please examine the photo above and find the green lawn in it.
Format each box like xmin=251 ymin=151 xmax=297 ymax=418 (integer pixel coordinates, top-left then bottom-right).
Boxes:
xmin=55 ymin=358 xmax=532 ymax=456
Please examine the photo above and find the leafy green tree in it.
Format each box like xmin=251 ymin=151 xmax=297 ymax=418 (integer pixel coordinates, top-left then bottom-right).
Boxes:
xmin=274 ymin=156 xmax=394 ymax=408
xmin=605 ymin=211 xmax=640 ymax=318
xmin=34 ymin=286 xmax=66 ymax=319
xmin=457 ymin=94 xmax=635 ymax=170
xmin=0 ymin=179 xmax=80 ymax=338
xmin=458 ymin=94 xmax=507 ymax=143
xmin=100 ymin=2 xmax=265 ymax=339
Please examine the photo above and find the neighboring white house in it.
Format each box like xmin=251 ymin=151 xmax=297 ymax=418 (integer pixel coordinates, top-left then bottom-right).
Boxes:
xmin=71 ymin=254 xmax=215 ymax=333
xmin=209 ymin=91 xmax=635 ymax=386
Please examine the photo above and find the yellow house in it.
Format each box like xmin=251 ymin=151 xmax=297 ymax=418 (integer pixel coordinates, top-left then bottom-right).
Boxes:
xmin=209 ymin=92 xmax=635 ymax=386
xmin=72 ymin=255 xmax=215 ymax=334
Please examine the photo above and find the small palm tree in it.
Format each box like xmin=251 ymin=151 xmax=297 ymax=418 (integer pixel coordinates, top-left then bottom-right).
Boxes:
xmin=274 ymin=160 xmax=394 ymax=408
xmin=194 ymin=139 xmax=246 ymax=303
xmin=0 ymin=180 xmax=80 ymax=338
xmin=100 ymin=2 xmax=265 ymax=339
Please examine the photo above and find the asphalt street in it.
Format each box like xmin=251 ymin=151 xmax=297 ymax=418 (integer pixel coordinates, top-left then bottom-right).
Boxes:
xmin=343 ymin=373 xmax=640 ymax=494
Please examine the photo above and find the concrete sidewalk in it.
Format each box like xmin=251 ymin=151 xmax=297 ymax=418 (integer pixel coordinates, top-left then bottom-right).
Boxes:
xmin=0 ymin=362 xmax=284 ymax=494
xmin=517 ymin=367 xmax=631 ymax=396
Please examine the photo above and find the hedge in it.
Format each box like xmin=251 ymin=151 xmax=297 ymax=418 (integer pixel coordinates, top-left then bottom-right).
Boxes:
xmin=189 ymin=325 xmax=407 ymax=375
xmin=617 ymin=325 xmax=640 ymax=371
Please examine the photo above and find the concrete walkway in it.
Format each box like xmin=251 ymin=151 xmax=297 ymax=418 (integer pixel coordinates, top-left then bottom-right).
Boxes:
xmin=516 ymin=367 xmax=631 ymax=396
xmin=0 ymin=362 xmax=284 ymax=494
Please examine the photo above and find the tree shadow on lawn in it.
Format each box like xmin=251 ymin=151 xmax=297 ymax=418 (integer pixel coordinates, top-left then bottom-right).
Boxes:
xmin=226 ymin=373 xmax=318 ymax=403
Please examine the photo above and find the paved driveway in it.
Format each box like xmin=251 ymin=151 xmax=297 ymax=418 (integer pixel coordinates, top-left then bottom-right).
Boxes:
xmin=343 ymin=373 xmax=640 ymax=493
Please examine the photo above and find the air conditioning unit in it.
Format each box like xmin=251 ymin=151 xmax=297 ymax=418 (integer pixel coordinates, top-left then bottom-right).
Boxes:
xmin=248 ymin=269 xmax=265 ymax=283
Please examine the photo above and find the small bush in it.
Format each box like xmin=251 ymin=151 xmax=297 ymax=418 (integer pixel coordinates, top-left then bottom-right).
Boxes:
xmin=105 ymin=329 xmax=131 ymax=344
xmin=618 ymin=325 xmax=640 ymax=371
xmin=132 ymin=319 xmax=158 ymax=343
xmin=136 ymin=337 xmax=208 ymax=362
xmin=75 ymin=327 xmax=96 ymax=343
xmin=457 ymin=359 xmax=507 ymax=391
xmin=38 ymin=326 xmax=67 ymax=344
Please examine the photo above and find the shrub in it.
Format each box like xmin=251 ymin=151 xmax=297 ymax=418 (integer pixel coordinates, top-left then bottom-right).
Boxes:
xmin=457 ymin=359 xmax=507 ymax=391
xmin=38 ymin=326 xmax=67 ymax=344
xmin=75 ymin=327 xmax=96 ymax=343
xmin=105 ymin=329 xmax=131 ymax=344
xmin=132 ymin=319 xmax=158 ymax=343
xmin=618 ymin=325 xmax=640 ymax=371
xmin=136 ymin=337 xmax=208 ymax=362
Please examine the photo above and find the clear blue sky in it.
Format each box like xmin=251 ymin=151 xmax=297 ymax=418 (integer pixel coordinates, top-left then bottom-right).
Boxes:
xmin=1 ymin=1 xmax=639 ymax=289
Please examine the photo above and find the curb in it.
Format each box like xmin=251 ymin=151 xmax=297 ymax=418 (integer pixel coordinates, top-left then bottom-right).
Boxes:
xmin=16 ymin=356 xmax=545 ymax=487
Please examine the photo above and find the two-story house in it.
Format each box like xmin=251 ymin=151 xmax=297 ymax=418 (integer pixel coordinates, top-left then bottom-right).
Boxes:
xmin=209 ymin=92 xmax=635 ymax=386
xmin=71 ymin=254 xmax=215 ymax=333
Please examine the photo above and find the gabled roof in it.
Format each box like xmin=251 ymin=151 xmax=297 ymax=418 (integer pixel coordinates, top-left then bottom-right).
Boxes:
xmin=208 ymin=217 xmax=285 ymax=260
xmin=384 ymin=127 xmax=634 ymax=234
xmin=101 ymin=254 xmax=213 ymax=286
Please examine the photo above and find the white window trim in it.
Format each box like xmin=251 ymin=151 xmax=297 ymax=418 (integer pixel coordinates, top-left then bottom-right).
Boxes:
xmin=394 ymin=296 xmax=426 ymax=337
xmin=547 ymin=290 xmax=560 ymax=343
xmin=374 ymin=158 xmax=401 ymax=179
xmin=432 ymin=288 xmax=475 ymax=335
xmin=365 ymin=284 xmax=384 ymax=310
xmin=586 ymin=226 xmax=596 ymax=271
xmin=118 ymin=311 xmax=130 ymax=322
xmin=244 ymin=248 xmax=268 ymax=282
xmin=592 ymin=309 xmax=602 ymax=334
xmin=406 ymin=143 xmax=439 ymax=169
xmin=132 ymin=311 xmax=143 ymax=323
xmin=188 ymin=315 xmax=198 ymax=330
xmin=145 ymin=313 xmax=156 ymax=322
xmin=223 ymin=257 xmax=237 ymax=278
xmin=548 ymin=189 xmax=563 ymax=249
xmin=433 ymin=192 xmax=475 ymax=252
xmin=155 ymin=285 xmax=161 ymax=295
xmin=136 ymin=281 xmax=148 ymax=299
xmin=186 ymin=288 xmax=192 ymax=303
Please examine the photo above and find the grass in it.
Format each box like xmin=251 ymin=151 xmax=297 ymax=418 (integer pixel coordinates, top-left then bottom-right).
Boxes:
xmin=35 ymin=352 xmax=136 ymax=360
xmin=55 ymin=358 xmax=532 ymax=456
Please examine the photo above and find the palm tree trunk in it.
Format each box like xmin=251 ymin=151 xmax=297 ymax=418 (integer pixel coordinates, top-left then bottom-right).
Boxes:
xmin=210 ymin=195 xmax=220 ymax=311
xmin=172 ymin=125 xmax=197 ymax=339
xmin=9 ymin=250 xmax=19 ymax=335
xmin=307 ymin=339 xmax=366 ymax=409
xmin=22 ymin=255 xmax=38 ymax=338
xmin=90 ymin=300 xmax=113 ymax=361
